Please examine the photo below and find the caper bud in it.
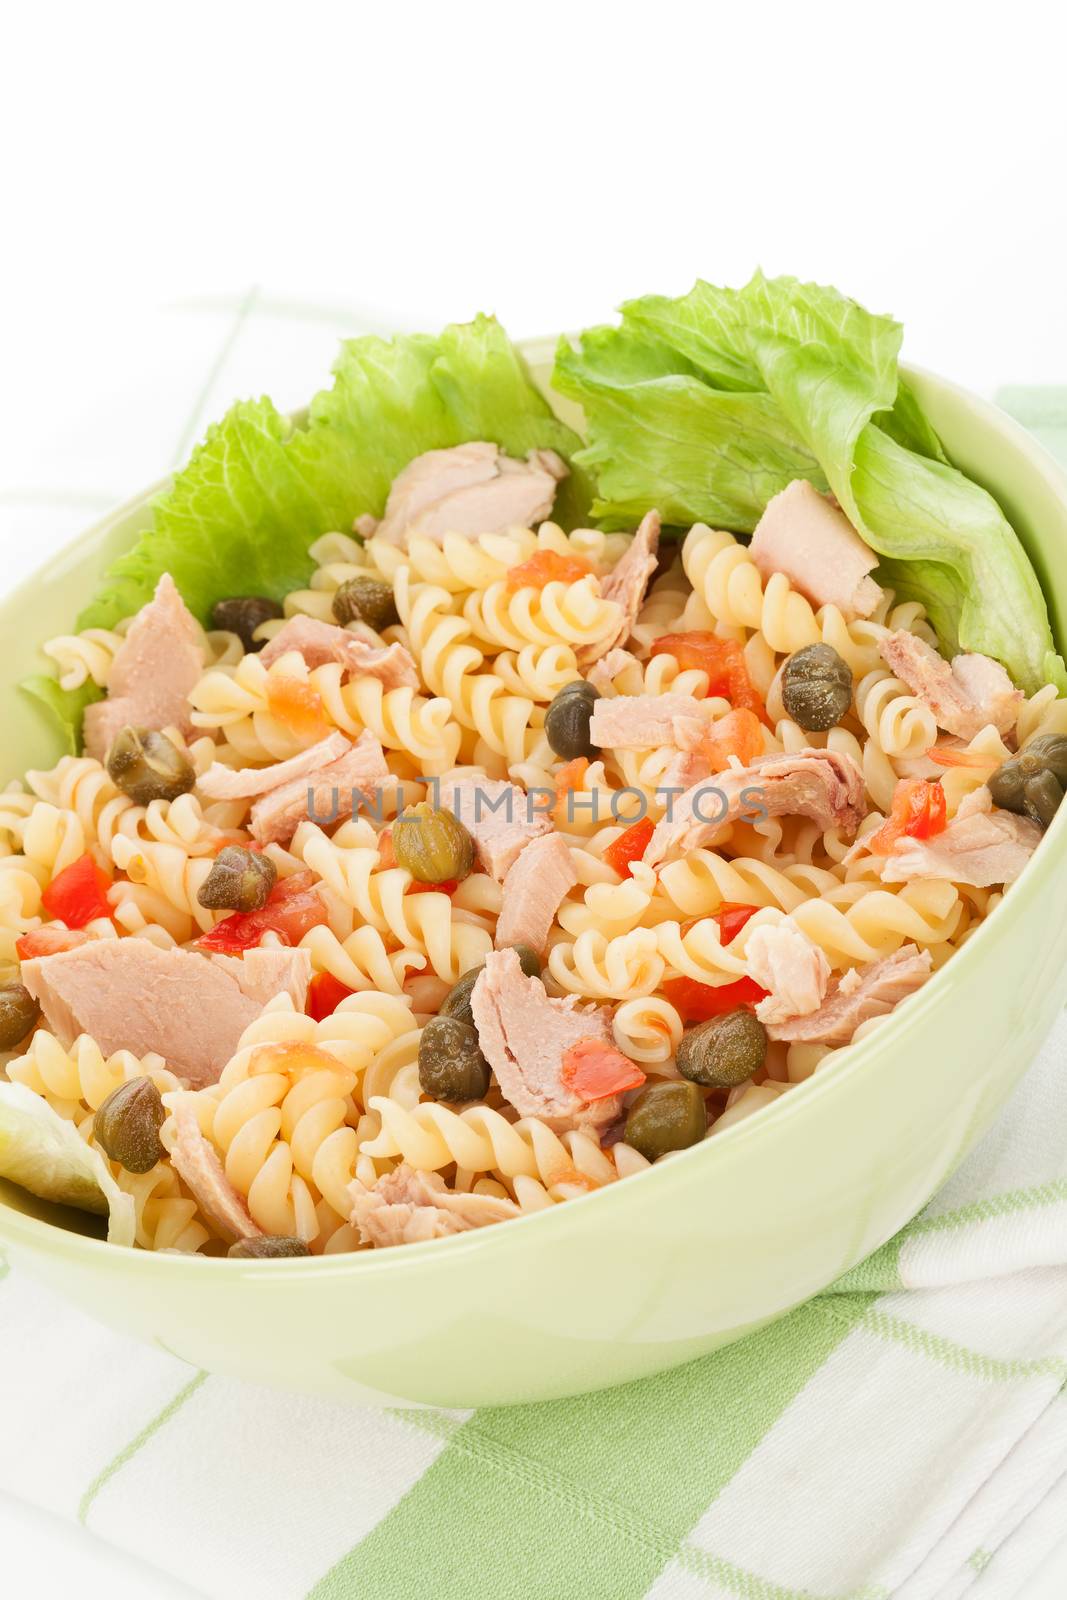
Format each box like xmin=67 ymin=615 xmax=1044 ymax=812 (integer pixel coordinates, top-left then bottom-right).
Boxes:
xmin=988 ymin=735 xmax=1067 ymax=830
xmin=228 ymin=1235 xmax=312 ymax=1259
xmin=545 ymin=680 xmax=600 ymax=760
xmin=0 ymin=983 xmax=40 ymax=1050
xmin=781 ymin=644 xmax=853 ymax=732
xmin=392 ymin=803 xmax=475 ymax=884
xmin=624 ymin=1081 xmax=707 ymax=1162
xmin=440 ymin=946 xmax=541 ymax=1027
xmin=197 ymin=846 xmax=278 ymax=913
xmin=93 ymin=1077 xmax=166 ymax=1174
xmin=210 ymin=596 xmax=284 ymax=652
xmin=332 ymin=576 xmax=399 ymax=632
xmin=676 ymin=1009 xmax=767 ymax=1088
xmin=418 ymin=1016 xmax=491 ymax=1102
xmin=106 ymin=726 xmax=196 ymax=805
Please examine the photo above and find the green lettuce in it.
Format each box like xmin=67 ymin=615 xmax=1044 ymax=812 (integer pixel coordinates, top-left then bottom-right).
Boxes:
xmin=554 ymin=273 xmax=1065 ymax=694
xmin=78 ymin=315 xmax=588 ymax=632
xmin=20 ymin=675 xmax=104 ymax=756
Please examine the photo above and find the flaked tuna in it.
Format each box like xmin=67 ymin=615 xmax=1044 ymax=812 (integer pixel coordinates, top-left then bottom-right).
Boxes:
xmin=166 ymin=1104 xmax=261 ymax=1243
xmin=767 ymin=945 xmax=933 ymax=1044
xmin=20 ymin=940 xmax=311 ymax=1088
xmin=878 ymin=631 xmax=1022 ymax=739
xmin=437 ymin=775 xmax=551 ymax=881
xmin=471 ymin=948 xmax=617 ymax=1133
xmin=877 ymin=788 xmax=1041 ymax=887
xmin=259 ymin=617 xmax=418 ymax=688
xmin=197 ymin=732 xmax=352 ymax=802
xmin=750 ymin=481 xmax=883 ymax=620
xmin=249 ymin=731 xmax=389 ymax=846
xmin=494 ymin=832 xmax=577 ymax=955
xmin=589 ymin=693 xmax=708 ymax=751
xmin=746 ymin=920 xmax=831 ymax=1026
xmin=644 ymin=748 xmax=866 ymax=867
xmin=586 ymin=649 xmax=640 ymax=693
xmin=577 ymin=510 xmax=660 ymax=667
xmin=348 ymin=1164 xmax=519 ymax=1247
xmin=372 ymin=442 xmax=568 ymax=549
xmin=84 ymin=574 xmax=203 ymax=762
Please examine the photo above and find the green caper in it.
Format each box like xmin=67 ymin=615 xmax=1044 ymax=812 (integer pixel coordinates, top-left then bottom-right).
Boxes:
xmin=106 ymin=726 xmax=196 ymax=805
xmin=228 ymin=1235 xmax=312 ymax=1259
xmin=624 ymin=1081 xmax=708 ymax=1162
xmin=676 ymin=1009 xmax=767 ymax=1088
xmin=93 ymin=1078 xmax=166 ymax=1174
xmin=418 ymin=1016 xmax=491 ymax=1102
xmin=392 ymin=803 xmax=475 ymax=884
xmin=210 ymin=596 xmax=284 ymax=651
xmin=545 ymin=680 xmax=600 ymax=760
xmin=197 ymin=846 xmax=277 ymax=913
xmin=781 ymin=643 xmax=853 ymax=732
xmin=332 ymin=576 xmax=399 ymax=632
xmin=988 ymin=735 xmax=1067 ymax=830
xmin=0 ymin=983 xmax=40 ymax=1049
xmin=440 ymin=946 xmax=540 ymax=1027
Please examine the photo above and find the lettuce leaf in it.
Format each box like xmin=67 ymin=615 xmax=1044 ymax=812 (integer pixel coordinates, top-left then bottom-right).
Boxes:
xmin=78 ymin=316 xmax=587 ymax=631
xmin=0 ymin=1081 xmax=135 ymax=1245
xmin=20 ymin=674 xmax=104 ymax=756
xmin=554 ymin=273 xmax=1065 ymax=693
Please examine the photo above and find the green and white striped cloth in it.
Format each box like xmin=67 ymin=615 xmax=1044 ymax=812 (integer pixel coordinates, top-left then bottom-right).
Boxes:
xmin=2 ymin=1010 xmax=1067 ymax=1600
xmin=2 ymin=321 xmax=1067 ymax=1598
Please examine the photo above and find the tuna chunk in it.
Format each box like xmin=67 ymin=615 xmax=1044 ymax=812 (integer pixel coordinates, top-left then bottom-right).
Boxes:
xmin=208 ymin=947 xmax=312 ymax=1010
xmin=374 ymin=442 xmax=568 ymax=549
xmin=437 ymin=775 xmax=551 ymax=881
xmin=767 ymin=945 xmax=933 ymax=1045
xmin=877 ymin=797 xmax=1041 ymax=888
xmin=166 ymin=1104 xmax=261 ymax=1244
xmin=197 ymin=731 xmax=352 ymax=802
xmin=750 ymin=481 xmax=883 ymax=620
xmin=19 ymin=941 xmax=311 ymax=1088
xmin=577 ymin=510 xmax=660 ymax=667
xmin=84 ymin=574 xmax=204 ymax=762
xmin=589 ymin=693 xmax=708 ymax=751
xmin=259 ymin=616 xmax=418 ymax=688
xmin=471 ymin=948 xmax=617 ymax=1133
xmin=645 ymin=748 xmax=866 ymax=867
xmin=249 ymin=731 xmax=389 ymax=846
xmin=878 ymin=631 xmax=1022 ymax=739
xmin=349 ymin=1164 xmax=519 ymax=1248
xmin=746 ymin=920 xmax=831 ymax=1026
xmin=494 ymin=832 xmax=577 ymax=955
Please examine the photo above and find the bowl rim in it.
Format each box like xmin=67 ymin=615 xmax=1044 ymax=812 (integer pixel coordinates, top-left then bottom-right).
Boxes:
xmin=3 ymin=362 xmax=1067 ymax=1276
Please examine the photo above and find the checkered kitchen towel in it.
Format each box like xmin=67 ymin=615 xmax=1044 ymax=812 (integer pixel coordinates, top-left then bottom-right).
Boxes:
xmin=2 ymin=294 xmax=1067 ymax=1599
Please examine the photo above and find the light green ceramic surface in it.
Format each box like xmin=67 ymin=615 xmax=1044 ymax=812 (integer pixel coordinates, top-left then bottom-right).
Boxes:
xmin=2 ymin=352 xmax=1066 ymax=1408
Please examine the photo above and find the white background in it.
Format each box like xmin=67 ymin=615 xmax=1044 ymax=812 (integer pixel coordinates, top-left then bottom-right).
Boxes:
xmin=2 ymin=2 xmax=1067 ymax=1594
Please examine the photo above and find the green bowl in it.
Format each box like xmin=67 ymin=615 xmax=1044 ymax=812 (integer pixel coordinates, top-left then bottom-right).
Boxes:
xmin=2 ymin=349 xmax=1066 ymax=1408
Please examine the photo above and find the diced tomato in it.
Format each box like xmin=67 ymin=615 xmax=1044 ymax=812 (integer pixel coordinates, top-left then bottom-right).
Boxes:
xmin=407 ymin=879 xmax=459 ymax=897
xmin=651 ymin=632 xmax=771 ymax=727
xmin=505 ymin=550 xmax=594 ymax=592
xmin=698 ymin=708 xmax=765 ymax=773
xmin=41 ymin=853 xmax=112 ymax=929
xmin=602 ymin=817 xmax=655 ymax=878
xmin=377 ymin=830 xmax=397 ymax=869
xmin=560 ymin=1038 xmax=646 ymax=1101
xmin=662 ymin=974 xmax=768 ymax=1021
xmin=266 ymin=675 xmax=329 ymax=739
xmin=867 ymin=778 xmax=947 ymax=856
xmin=713 ymin=903 xmax=761 ymax=943
xmin=15 ymin=926 xmax=94 ymax=960
xmin=307 ymin=971 xmax=355 ymax=1020
xmin=197 ymin=870 xmax=328 ymax=952
xmin=926 ymin=744 xmax=990 ymax=769
xmin=553 ymin=757 xmax=589 ymax=824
